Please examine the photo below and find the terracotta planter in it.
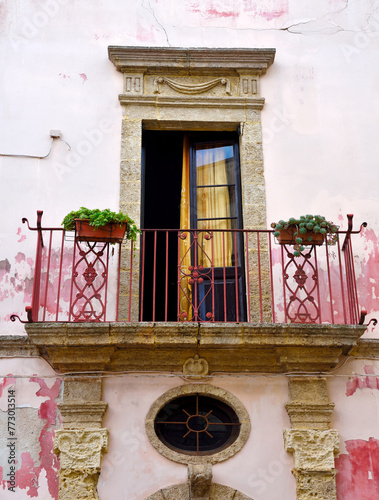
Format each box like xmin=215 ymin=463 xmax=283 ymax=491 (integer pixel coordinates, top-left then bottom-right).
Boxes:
xmin=75 ymin=219 xmax=127 ymax=243
xmin=276 ymin=227 xmax=325 ymax=246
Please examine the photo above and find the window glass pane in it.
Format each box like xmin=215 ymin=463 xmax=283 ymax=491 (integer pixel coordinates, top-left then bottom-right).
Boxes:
xmin=197 ymin=186 xmax=236 ymax=220
xmin=195 ymin=143 xmax=235 ymax=240
xmin=197 ymin=219 xmax=238 ymax=268
xmin=196 ymin=144 xmax=235 ymax=187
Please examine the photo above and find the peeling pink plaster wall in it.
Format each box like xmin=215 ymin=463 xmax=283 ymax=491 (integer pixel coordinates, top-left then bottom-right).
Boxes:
xmin=0 ymin=367 xmax=61 ymax=499
xmin=15 ymin=378 xmax=61 ymax=499
xmin=189 ymin=0 xmax=288 ymax=20
xmin=330 ymin=361 xmax=379 ymax=500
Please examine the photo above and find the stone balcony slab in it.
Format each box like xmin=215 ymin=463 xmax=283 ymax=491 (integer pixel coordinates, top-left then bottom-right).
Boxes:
xmin=23 ymin=322 xmax=367 ymax=374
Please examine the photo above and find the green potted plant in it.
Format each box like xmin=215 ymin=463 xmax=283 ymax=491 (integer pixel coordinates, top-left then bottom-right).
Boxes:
xmin=271 ymin=214 xmax=339 ymax=257
xmin=61 ymin=207 xmax=139 ymax=243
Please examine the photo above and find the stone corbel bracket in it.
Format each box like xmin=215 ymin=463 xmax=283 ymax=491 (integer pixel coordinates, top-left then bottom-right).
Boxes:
xmin=54 ymin=429 xmax=108 ymax=500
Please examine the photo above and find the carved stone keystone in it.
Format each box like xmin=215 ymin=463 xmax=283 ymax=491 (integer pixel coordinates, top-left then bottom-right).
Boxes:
xmin=188 ymin=464 xmax=213 ymax=499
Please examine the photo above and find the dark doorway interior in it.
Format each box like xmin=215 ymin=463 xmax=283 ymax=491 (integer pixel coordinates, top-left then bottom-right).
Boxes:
xmin=141 ymin=129 xmax=246 ymax=322
xmin=141 ymin=130 xmax=184 ymax=321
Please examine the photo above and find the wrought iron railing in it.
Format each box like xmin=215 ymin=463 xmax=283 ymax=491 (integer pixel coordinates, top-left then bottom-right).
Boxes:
xmin=11 ymin=212 xmax=368 ymax=325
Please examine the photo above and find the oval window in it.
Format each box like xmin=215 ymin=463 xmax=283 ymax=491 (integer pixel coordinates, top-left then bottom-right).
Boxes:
xmin=154 ymin=394 xmax=240 ymax=456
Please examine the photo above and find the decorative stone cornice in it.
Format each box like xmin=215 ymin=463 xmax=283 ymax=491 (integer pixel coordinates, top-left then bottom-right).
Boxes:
xmin=24 ymin=322 xmax=366 ymax=374
xmin=108 ymin=46 xmax=275 ymax=75
xmin=349 ymin=338 xmax=379 ymax=357
xmin=285 ymin=402 xmax=335 ymax=430
xmin=58 ymin=402 xmax=108 ymax=429
xmin=0 ymin=335 xmax=39 ymax=357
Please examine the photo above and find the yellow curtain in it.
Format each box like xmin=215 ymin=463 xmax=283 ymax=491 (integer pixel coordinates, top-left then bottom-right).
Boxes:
xmin=179 ymin=139 xmax=233 ymax=320
xmin=197 ymin=146 xmax=233 ymax=268
xmin=179 ymin=135 xmax=192 ymax=320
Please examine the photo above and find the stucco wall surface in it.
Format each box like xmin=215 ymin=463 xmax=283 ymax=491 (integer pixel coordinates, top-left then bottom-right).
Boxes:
xmin=100 ymin=374 xmax=295 ymax=500
xmin=0 ymin=0 xmax=378 ymax=335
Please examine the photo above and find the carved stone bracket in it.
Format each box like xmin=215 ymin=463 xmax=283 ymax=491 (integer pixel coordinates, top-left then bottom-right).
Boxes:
xmin=54 ymin=429 xmax=108 ymax=469
xmin=154 ymin=76 xmax=231 ymax=95
xmin=284 ymin=429 xmax=339 ymax=471
xmin=284 ymin=429 xmax=339 ymax=500
xmin=54 ymin=429 xmax=108 ymax=500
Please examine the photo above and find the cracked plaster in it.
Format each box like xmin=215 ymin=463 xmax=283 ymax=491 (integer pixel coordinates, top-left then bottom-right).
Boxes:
xmin=135 ymin=0 xmax=379 ymax=39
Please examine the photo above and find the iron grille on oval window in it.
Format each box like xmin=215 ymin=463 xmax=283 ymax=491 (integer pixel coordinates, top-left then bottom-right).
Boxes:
xmin=154 ymin=394 xmax=241 ymax=456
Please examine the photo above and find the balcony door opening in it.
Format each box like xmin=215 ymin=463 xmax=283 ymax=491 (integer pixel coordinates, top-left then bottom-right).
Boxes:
xmin=141 ymin=129 xmax=246 ymax=322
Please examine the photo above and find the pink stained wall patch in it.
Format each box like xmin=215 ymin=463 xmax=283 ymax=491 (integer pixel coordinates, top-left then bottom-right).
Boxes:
xmin=336 ymin=438 xmax=379 ymax=499
xmin=346 ymin=365 xmax=379 ymax=396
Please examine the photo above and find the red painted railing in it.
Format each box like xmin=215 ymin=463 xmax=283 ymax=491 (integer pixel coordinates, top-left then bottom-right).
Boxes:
xmin=11 ymin=212 xmax=368 ymax=325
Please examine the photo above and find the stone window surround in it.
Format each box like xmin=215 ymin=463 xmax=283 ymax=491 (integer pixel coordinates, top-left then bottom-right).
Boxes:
xmin=108 ymin=46 xmax=276 ymax=321
xmin=145 ymin=383 xmax=251 ymax=465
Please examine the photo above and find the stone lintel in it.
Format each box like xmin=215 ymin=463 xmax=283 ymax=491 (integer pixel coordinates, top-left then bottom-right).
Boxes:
xmin=118 ymin=95 xmax=266 ymax=110
xmin=142 ymin=120 xmax=240 ymax=131
xmin=108 ymin=46 xmax=275 ymax=75
xmin=24 ymin=322 xmax=366 ymax=374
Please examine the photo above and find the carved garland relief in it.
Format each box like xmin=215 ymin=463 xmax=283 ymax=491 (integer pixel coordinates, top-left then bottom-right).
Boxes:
xmin=153 ymin=76 xmax=231 ymax=95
